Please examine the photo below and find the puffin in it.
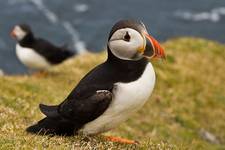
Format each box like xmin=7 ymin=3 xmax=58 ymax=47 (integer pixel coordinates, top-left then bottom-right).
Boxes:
xmin=10 ymin=24 xmax=75 ymax=71
xmin=26 ymin=20 xmax=165 ymax=144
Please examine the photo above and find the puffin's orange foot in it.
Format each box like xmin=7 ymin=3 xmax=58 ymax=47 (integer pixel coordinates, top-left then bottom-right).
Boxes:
xmin=33 ymin=70 xmax=48 ymax=77
xmin=104 ymin=135 xmax=139 ymax=144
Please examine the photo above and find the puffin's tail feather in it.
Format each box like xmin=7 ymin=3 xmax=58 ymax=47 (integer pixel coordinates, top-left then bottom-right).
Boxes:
xmin=26 ymin=117 xmax=75 ymax=136
xmin=39 ymin=104 xmax=59 ymax=118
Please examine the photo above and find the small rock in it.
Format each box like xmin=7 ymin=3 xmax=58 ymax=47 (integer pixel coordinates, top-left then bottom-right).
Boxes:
xmin=199 ymin=128 xmax=220 ymax=144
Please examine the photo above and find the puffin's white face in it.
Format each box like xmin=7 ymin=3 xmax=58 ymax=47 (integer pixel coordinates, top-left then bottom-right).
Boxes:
xmin=108 ymin=28 xmax=145 ymax=60
xmin=11 ymin=26 xmax=27 ymax=41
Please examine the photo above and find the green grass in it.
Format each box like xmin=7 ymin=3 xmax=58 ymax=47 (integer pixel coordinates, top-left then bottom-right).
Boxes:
xmin=0 ymin=37 xmax=225 ymax=149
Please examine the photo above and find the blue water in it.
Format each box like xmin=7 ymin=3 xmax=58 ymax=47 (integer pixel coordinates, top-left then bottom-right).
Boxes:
xmin=1 ymin=0 xmax=225 ymax=74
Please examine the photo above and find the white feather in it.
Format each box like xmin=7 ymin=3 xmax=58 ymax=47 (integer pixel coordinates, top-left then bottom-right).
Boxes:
xmin=16 ymin=44 xmax=51 ymax=70
xmin=80 ymin=63 xmax=155 ymax=134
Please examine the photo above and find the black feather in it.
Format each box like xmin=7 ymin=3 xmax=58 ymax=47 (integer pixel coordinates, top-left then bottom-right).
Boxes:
xmin=27 ymin=90 xmax=112 ymax=135
xmin=26 ymin=117 xmax=79 ymax=136
xmin=39 ymin=104 xmax=59 ymax=118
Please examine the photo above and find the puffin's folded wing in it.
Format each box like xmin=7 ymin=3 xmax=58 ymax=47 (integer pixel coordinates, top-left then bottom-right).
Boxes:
xmin=57 ymin=90 xmax=112 ymax=124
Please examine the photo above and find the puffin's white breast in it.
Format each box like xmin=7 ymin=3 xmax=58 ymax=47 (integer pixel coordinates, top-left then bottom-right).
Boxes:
xmin=16 ymin=44 xmax=51 ymax=70
xmin=80 ymin=63 xmax=156 ymax=135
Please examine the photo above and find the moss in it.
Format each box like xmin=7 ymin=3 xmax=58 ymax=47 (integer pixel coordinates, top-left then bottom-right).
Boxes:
xmin=0 ymin=38 xmax=225 ymax=149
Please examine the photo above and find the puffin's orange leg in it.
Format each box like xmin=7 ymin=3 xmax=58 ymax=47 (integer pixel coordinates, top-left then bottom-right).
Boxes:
xmin=33 ymin=70 xmax=48 ymax=77
xmin=104 ymin=135 xmax=138 ymax=144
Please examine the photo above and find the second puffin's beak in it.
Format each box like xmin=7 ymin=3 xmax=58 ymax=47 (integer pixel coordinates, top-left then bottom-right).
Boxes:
xmin=10 ymin=28 xmax=16 ymax=38
xmin=141 ymin=33 xmax=165 ymax=59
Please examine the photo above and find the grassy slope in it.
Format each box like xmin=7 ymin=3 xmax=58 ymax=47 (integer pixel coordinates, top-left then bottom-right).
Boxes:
xmin=0 ymin=38 xmax=225 ymax=149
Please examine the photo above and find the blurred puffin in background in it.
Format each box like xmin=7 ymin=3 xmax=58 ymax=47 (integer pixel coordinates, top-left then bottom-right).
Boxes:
xmin=26 ymin=20 xmax=165 ymax=144
xmin=10 ymin=24 xmax=75 ymax=73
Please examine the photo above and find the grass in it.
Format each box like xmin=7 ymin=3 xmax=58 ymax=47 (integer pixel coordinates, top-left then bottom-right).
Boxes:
xmin=0 ymin=37 xmax=225 ymax=149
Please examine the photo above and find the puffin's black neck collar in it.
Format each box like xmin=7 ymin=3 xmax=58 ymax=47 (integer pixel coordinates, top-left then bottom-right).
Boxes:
xmin=106 ymin=46 xmax=148 ymax=67
xmin=19 ymin=33 xmax=35 ymax=47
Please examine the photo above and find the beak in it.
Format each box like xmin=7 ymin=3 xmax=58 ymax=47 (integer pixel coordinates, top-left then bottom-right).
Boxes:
xmin=142 ymin=33 xmax=165 ymax=59
xmin=10 ymin=28 xmax=16 ymax=38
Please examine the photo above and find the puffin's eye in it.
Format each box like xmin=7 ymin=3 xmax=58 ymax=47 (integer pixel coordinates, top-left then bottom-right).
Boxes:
xmin=123 ymin=31 xmax=130 ymax=42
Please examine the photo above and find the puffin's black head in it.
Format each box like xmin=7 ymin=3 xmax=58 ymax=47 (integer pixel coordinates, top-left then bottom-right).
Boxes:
xmin=10 ymin=24 xmax=33 ymax=42
xmin=107 ymin=20 xmax=165 ymax=61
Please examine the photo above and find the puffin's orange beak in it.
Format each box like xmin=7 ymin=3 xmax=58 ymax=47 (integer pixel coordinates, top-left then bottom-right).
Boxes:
xmin=143 ymin=33 xmax=166 ymax=59
xmin=10 ymin=28 xmax=16 ymax=38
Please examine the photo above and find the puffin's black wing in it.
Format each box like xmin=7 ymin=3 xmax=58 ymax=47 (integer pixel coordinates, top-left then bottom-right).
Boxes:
xmin=60 ymin=90 xmax=112 ymax=123
xmin=26 ymin=90 xmax=112 ymax=136
xmin=33 ymin=38 xmax=75 ymax=64
xmin=27 ymin=90 xmax=112 ymax=135
xmin=40 ymin=90 xmax=112 ymax=123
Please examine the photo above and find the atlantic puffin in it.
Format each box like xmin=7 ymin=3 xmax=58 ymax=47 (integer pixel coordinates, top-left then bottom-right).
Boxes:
xmin=26 ymin=20 xmax=165 ymax=143
xmin=10 ymin=24 xmax=75 ymax=71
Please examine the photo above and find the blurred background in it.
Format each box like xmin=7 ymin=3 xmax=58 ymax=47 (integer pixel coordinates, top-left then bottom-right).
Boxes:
xmin=0 ymin=0 xmax=225 ymax=74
